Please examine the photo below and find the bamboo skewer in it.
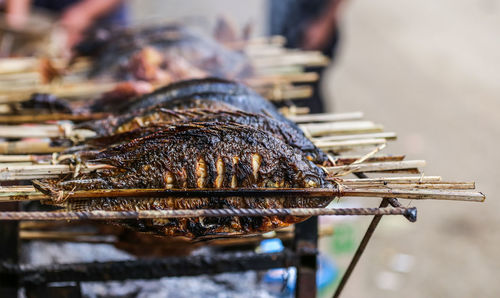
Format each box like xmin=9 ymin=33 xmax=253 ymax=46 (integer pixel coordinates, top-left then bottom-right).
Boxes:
xmin=331 ymin=155 xmax=406 ymax=165
xmin=245 ymin=72 xmax=319 ymax=86
xmin=0 ymin=113 xmax=109 ymax=124
xmin=341 ymin=176 xmax=441 ymax=183
xmin=0 ymin=141 xmax=66 ymax=154
xmin=0 ymin=125 xmax=96 ymax=139
xmin=251 ymin=51 xmax=330 ymax=68
xmin=0 ymin=160 xmax=425 ymax=181
xmin=327 ymin=160 xmax=426 ymax=176
xmin=313 ymin=132 xmax=397 ymax=142
xmin=288 ymin=112 xmax=364 ymax=123
xmin=0 ymin=154 xmax=406 ymax=166
xmin=0 ymin=164 xmax=113 ymax=180
xmin=0 ymin=176 xmax=449 ymax=195
xmin=343 ymin=182 xmax=475 ymax=190
xmin=0 ymin=185 xmax=485 ymax=203
xmin=300 ymin=121 xmax=384 ymax=137
xmin=315 ymin=138 xmax=387 ymax=151
xmin=0 ymin=124 xmax=64 ymax=138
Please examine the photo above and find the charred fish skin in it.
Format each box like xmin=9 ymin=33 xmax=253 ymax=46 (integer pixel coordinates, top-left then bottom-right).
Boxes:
xmin=79 ymin=26 xmax=253 ymax=80
xmin=91 ymin=109 xmax=328 ymax=164
xmin=38 ymin=122 xmax=334 ymax=239
xmin=143 ymin=91 xmax=303 ymax=134
xmin=122 ymin=78 xmax=258 ymax=113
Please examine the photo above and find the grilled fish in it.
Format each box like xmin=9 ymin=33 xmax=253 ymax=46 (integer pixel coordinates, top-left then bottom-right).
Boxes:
xmin=36 ymin=122 xmax=334 ymax=239
xmin=83 ymin=109 xmax=328 ymax=164
xmin=75 ymin=25 xmax=252 ymax=81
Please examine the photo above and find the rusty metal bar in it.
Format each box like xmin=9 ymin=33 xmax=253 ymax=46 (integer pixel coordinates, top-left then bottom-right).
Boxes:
xmin=0 ymin=202 xmax=20 ymax=298
xmin=0 ymin=251 xmax=299 ymax=286
xmin=294 ymin=217 xmax=318 ymax=298
xmin=0 ymin=207 xmax=416 ymax=221
xmin=333 ymin=171 xmax=418 ymax=297
xmin=333 ymin=198 xmax=390 ymax=298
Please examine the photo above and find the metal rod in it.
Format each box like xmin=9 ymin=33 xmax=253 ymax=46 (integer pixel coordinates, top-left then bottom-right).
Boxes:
xmin=333 ymin=198 xmax=390 ymax=298
xmin=387 ymin=198 xmax=416 ymax=222
xmin=0 ymin=207 xmax=416 ymax=221
xmin=333 ymin=172 xmax=418 ymax=297
xmin=0 ymin=202 xmax=19 ymax=298
xmin=0 ymin=251 xmax=299 ymax=286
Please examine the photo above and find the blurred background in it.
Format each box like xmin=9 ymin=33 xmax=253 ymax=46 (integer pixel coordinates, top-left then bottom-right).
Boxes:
xmin=1 ymin=0 xmax=498 ymax=297
xmin=132 ymin=1 xmax=500 ymax=297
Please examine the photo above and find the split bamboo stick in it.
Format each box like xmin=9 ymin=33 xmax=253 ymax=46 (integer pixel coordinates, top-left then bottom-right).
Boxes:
xmin=326 ymin=160 xmax=426 ymax=176
xmin=0 ymin=141 xmax=66 ymax=154
xmin=0 ymin=164 xmax=113 ymax=180
xmin=245 ymin=72 xmax=319 ymax=86
xmin=343 ymin=182 xmax=475 ymax=190
xmin=300 ymin=121 xmax=384 ymax=137
xmin=0 ymin=113 xmax=109 ymax=124
xmin=0 ymin=124 xmax=63 ymax=138
xmin=251 ymin=51 xmax=330 ymax=68
xmin=315 ymin=138 xmax=387 ymax=151
xmin=288 ymin=112 xmax=364 ymax=123
xmin=313 ymin=132 xmax=397 ymax=142
xmin=331 ymin=155 xmax=406 ymax=165
xmin=341 ymin=176 xmax=442 ymax=183
xmin=0 ymin=185 xmax=485 ymax=203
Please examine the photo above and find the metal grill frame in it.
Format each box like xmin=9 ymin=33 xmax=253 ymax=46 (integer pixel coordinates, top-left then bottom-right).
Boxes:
xmin=0 ymin=67 xmax=416 ymax=297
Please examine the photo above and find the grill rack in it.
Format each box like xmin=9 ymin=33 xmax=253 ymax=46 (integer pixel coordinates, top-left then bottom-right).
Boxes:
xmin=0 ymin=179 xmax=414 ymax=298
xmin=0 ymin=62 xmax=484 ymax=298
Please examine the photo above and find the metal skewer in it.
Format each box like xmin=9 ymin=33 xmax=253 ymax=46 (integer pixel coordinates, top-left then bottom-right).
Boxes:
xmin=0 ymin=207 xmax=416 ymax=221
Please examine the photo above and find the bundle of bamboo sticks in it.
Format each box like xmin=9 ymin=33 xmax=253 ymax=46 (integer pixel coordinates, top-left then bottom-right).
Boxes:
xmin=0 ymin=35 xmax=485 ymax=236
xmin=0 ymin=108 xmax=485 ymax=207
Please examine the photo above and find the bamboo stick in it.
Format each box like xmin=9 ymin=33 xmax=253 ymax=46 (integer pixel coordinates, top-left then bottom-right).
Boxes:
xmin=300 ymin=121 xmax=384 ymax=137
xmin=245 ymin=72 xmax=319 ymax=86
xmin=0 ymin=154 xmax=42 ymax=163
xmin=253 ymin=65 xmax=305 ymax=76
xmin=341 ymin=176 xmax=442 ymax=183
xmin=343 ymin=188 xmax=485 ymax=202
xmin=0 ymin=82 xmax=117 ymax=104
xmin=313 ymin=132 xmax=397 ymax=142
xmin=315 ymin=138 xmax=387 ymax=151
xmin=0 ymin=176 xmax=447 ymax=195
xmin=279 ymin=106 xmax=310 ymax=116
xmin=332 ymin=155 xmax=406 ymax=165
xmin=0 ymin=154 xmax=407 ymax=167
xmin=0 ymin=124 xmax=63 ymax=138
xmin=343 ymin=182 xmax=475 ymax=190
xmin=0 ymin=113 xmax=109 ymax=124
xmin=258 ymin=85 xmax=313 ymax=101
xmin=0 ymin=164 xmax=113 ymax=181
xmin=0 ymin=159 xmax=424 ymax=181
xmin=288 ymin=112 xmax=364 ymax=123
xmin=0 ymin=185 xmax=484 ymax=203
xmin=251 ymin=51 xmax=330 ymax=68
xmin=0 ymin=57 xmax=39 ymax=74
xmin=0 ymin=141 xmax=66 ymax=154
xmin=326 ymin=160 xmax=426 ymax=176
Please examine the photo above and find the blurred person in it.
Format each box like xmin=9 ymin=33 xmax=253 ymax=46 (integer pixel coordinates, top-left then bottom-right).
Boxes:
xmin=269 ymin=0 xmax=345 ymax=112
xmin=5 ymin=0 xmax=127 ymax=51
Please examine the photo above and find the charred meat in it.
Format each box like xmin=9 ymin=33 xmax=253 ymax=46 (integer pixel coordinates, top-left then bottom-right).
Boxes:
xmin=83 ymin=108 xmax=328 ymax=164
xmin=74 ymin=25 xmax=253 ymax=81
xmin=37 ymin=122 xmax=334 ymax=238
